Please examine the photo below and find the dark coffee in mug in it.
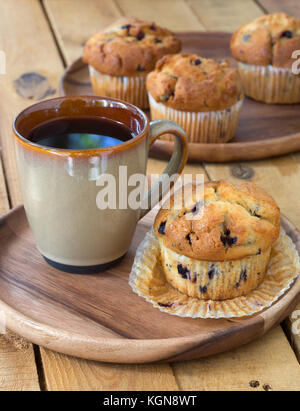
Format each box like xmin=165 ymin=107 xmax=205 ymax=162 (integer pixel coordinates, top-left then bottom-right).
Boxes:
xmin=13 ymin=96 xmax=187 ymax=273
xmin=27 ymin=116 xmax=135 ymax=149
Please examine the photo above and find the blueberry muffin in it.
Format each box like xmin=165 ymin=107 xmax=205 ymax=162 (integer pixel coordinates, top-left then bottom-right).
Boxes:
xmin=154 ymin=180 xmax=280 ymax=300
xmin=146 ymin=54 xmax=243 ymax=143
xmin=83 ymin=17 xmax=181 ymax=109
xmin=230 ymin=13 xmax=300 ymax=103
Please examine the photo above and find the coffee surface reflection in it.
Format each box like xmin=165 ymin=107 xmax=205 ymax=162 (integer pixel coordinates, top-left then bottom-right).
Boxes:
xmin=28 ymin=116 xmax=135 ymax=149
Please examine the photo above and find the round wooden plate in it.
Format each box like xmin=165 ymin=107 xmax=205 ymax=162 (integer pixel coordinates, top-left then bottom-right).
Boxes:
xmin=0 ymin=205 xmax=299 ymax=363
xmin=60 ymin=32 xmax=300 ymax=163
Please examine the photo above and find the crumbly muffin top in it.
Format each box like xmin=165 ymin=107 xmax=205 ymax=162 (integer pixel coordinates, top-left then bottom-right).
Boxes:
xmin=83 ymin=17 xmax=181 ymax=77
xmin=230 ymin=13 xmax=300 ymax=68
xmin=154 ymin=180 xmax=280 ymax=261
xmin=146 ymin=54 xmax=242 ymax=111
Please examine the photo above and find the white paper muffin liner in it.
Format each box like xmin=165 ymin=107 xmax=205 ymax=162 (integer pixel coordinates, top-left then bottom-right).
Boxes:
xmin=148 ymin=93 xmax=243 ymax=143
xmin=129 ymin=228 xmax=300 ymax=318
xmin=159 ymin=240 xmax=271 ymax=300
xmin=89 ymin=65 xmax=149 ymax=109
xmin=237 ymin=62 xmax=300 ymax=104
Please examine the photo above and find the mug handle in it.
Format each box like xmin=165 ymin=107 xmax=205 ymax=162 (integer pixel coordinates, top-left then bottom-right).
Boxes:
xmin=139 ymin=119 xmax=188 ymax=219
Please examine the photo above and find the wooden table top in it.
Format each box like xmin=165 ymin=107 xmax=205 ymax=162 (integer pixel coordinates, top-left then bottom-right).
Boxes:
xmin=0 ymin=0 xmax=299 ymax=391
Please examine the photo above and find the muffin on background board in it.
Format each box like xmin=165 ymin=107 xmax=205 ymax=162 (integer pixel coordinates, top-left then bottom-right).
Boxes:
xmin=154 ymin=180 xmax=280 ymax=301
xmin=230 ymin=13 xmax=300 ymax=104
xmin=146 ymin=54 xmax=244 ymax=143
xmin=83 ymin=17 xmax=181 ymax=109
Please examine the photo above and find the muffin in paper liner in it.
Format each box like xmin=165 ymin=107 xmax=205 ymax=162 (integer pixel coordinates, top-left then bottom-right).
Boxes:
xmin=129 ymin=228 xmax=300 ymax=318
xmin=89 ymin=65 xmax=149 ymax=109
xmin=237 ymin=62 xmax=300 ymax=104
xmin=159 ymin=239 xmax=271 ymax=300
xmin=148 ymin=93 xmax=243 ymax=143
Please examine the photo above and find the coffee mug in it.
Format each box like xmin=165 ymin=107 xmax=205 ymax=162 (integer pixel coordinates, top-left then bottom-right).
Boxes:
xmin=13 ymin=96 xmax=188 ymax=273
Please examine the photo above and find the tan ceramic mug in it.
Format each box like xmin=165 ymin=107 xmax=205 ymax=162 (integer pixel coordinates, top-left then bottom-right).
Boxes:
xmin=13 ymin=96 xmax=187 ymax=273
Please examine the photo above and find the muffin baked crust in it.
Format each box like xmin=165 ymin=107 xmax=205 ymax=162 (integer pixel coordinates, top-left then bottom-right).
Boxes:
xmin=154 ymin=180 xmax=280 ymax=262
xmin=230 ymin=12 xmax=300 ymax=68
xmin=83 ymin=17 xmax=181 ymax=77
xmin=147 ymin=54 xmax=242 ymax=111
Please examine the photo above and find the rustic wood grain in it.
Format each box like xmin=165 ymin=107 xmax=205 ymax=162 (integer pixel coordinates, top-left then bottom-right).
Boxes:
xmin=204 ymin=156 xmax=300 ymax=363
xmin=286 ymin=152 xmax=300 ymax=362
xmin=283 ymin=314 xmax=300 ymax=363
xmin=38 ymin=0 xmax=186 ymax=388
xmin=0 ymin=156 xmax=39 ymax=391
xmin=0 ymin=334 xmax=40 ymax=391
xmin=0 ymin=0 xmax=298 ymax=390
xmin=45 ymin=0 xmax=300 ymax=389
xmin=43 ymin=0 xmax=122 ymax=66
xmin=44 ymin=0 xmax=204 ymax=68
xmin=0 ymin=0 xmax=177 ymax=389
xmin=0 ymin=155 xmax=9 ymax=215
xmin=173 ymin=327 xmax=300 ymax=391
xmin=41 ymin=350 xmax=178 ymax=390
xmin=0 ymin=0 xmax=173 ymax=390
xmin=187 ymin=0 xmax=263 ymax=32
xmin=116 ymin=0 xmax=205 ymax=31
xmin=259 ymin=0 xmax=300 ymax=373
xmin=0 ymin=0 xmax=64 ymax=391
xmin=147 ymin=158 xmax=208 ymax=181
xmin=0 ymin=0 xmax=63 ymax=206
xmin=0 ymin=205 xmax=298 ymax=364
xmin=205 ymin=157 xmax=300 ymax=229
xmin=257 ymin=0 xmax=300 ymax=17
xmin=192 ymin=0 xmax=300 ymax=367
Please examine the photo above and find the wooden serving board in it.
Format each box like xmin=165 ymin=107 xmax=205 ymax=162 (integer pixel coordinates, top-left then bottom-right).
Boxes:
xmin=60 ymin=32 xmax=300 ymax=163
xmin=0 ymin=205 xmax=299 ymax=364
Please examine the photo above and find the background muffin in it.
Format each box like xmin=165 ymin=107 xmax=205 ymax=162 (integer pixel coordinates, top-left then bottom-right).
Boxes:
xmin=147 ymin=54 xmax=243 ymax=143
xmin=230 ymin=13 xmax=300 ymax=103
xmin=154 ymin=180 xmax=280 ymax=300
xmin=83 ymin=17 xmax=181 ymax=109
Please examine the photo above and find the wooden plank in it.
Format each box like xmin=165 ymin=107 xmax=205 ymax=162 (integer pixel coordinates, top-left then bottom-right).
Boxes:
xmin=0 ymin=0 xmax=64 ymax=390
xmin=0 ymin=0 xmax=181 ymax=391
xmin=0 ymin=155 xmax=9 ymax=214
xmin=30 ymin=0 xmax=300 ymax=390
xmin=240 ymin=0 xmax=300 ymax=365
xmin=37 ymin=163 xmax=204 ymax=390
xmin=0 ymin=0 xmax=176 ymax=390
xmin=116 ymin=0 xmax=205 ymax=31
xmin=173 ymin=327 xmax=300 ymax=391
xmin=258 ymin=0 xmax=300 ymax=366
xmin=147 ymin=158 xmax=207 ymax=181
xmin=257 ymin=0 xmax=300 ymax=17
xmin=0 ymin=0 xmax=50 ymax=390
xmin=192 ymin=0 xmax=300 ymax=370
xmin=204 ymin=155 xmax=300 ymax=364
xmin=44 ymin=0 xmax=204 ymax=68
xmin=38 ymin=0 xmax=200 ymax=390
xmin=0 ymin=0 xmax=63 ymax=207
xmin=172 ymin=157 xmax=300 ymax=384
xmin=41 ymin=349 xmax=178 ymax=391
xmin=0 ymin=332 xmax=40 ymax=391
xmin=188 ymin=0 xmax=263 ymax=32
xmin=283 ymin=315 xmax=300 ymax=363
xmin=0 ymin=156 xmax=39 ymax=391
xmin=43 ymin=0 xmax=122 ymax=65
xmin=283 ymin=152 xmax=300 ymax=362
xmin=205 ymin=156 xmax=300 ymax=227
xmin=121 ymin=0 xmax=299 ymax=375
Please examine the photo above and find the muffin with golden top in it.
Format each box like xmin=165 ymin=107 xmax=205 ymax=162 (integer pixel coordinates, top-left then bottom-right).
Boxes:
xmin=230 ymin=13 xmax=300 ymax=103
xmin=146 ymin=54 xmax=243 ymax=143
xmin=83 ymin=17 xmax=181 ymax=108
xmin=154 ymin=180 xmax=280 ymax=300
